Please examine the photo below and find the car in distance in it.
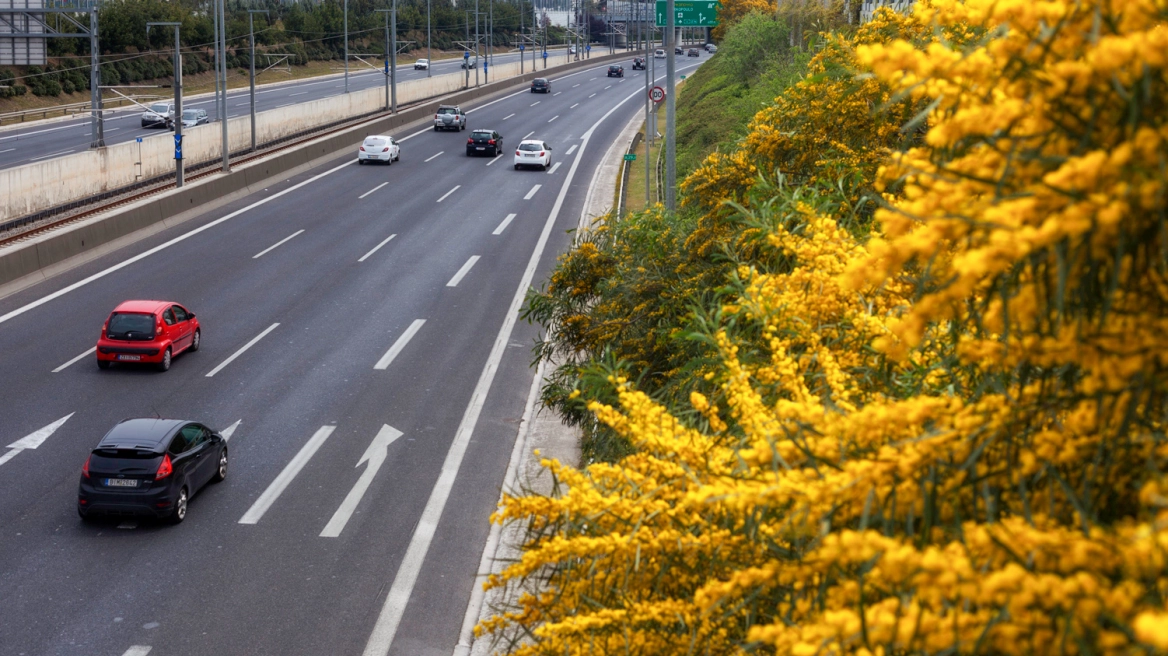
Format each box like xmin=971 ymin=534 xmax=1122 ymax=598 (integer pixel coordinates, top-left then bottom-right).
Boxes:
xmin=141 ymin=101 xmax=174 ymax=129
xmin=97 ymin=300 xmax=200 ymax=372
xmin=688 ymin=48 xmax=700 ymax=57
xmin=414 ymin=58 xmax=429 ymax=70
xmin=467 ymin=129 xmax=503 ymax=157
xmin=569 ymin=45 xmax=577 ymax=54
xmin=358 ymin=135 xmax=400 ymax=164
xmin=607 ymin=65 xmax=624 ymax=77
xmin=704 ymin=43 xmax=718 ymax=52
xmin=632 ymin=57 xmax=645 ymax=70
xmin=434 ymin=105 xmax=466 ymax=131
xmin=654 ymin=48 xmax=666 ymax=59
xmin=461 ymin=55 xmax=479 ymax=69
xmin=531 ymin=77 xmax=551 ymax=93
xmin=675 ymin=46 xmax=684 ymax=55
xmin=514 ymin=140 xmax=552 ymax=170
xmin=177 ymin=108 xmax=209 ymax=129
xmin=78 ymin=418 xmax=227 ymax=524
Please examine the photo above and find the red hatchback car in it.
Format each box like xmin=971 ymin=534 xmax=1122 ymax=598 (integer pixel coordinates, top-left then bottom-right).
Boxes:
xmin=96 ymin=300 xmax=200 ymax=372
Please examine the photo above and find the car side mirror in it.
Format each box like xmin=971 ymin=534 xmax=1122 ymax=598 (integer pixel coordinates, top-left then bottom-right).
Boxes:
xmin=187 ymin=313 xmax=195 ymax=319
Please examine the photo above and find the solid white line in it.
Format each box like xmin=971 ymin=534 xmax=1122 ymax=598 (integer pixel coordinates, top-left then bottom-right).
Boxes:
xmin=359 ymin=182 xmax=389 ymax=199
xmin=446 ymin=256 xmax=480 ymax=287
xmin=358 ymin=233 xmax=397 ymax=262
xmin=275 ymin=102 xmax=295 ymax=108
xmin=29 ymin=149 xmax=74 ymax=161
xmin=253 ymin=229 xmax=304 ymax=258
xmin=502 ymin=113 xmax=515 ymax=120
xmin=424 ymin=151 xmax=444 ymax=162
xmin=492 ymin=213 xmax=517 ymax=235
xmin=523 ymin=131 xmax=534 ymax=139
xmin=436 ymin=185 xmax=460 ymax=202
xmin=121 ymin=647 xmax=152 ymax=656
xmin=0 ymin=159 xmax=356 ymax=327
xmin=523 ymin=184 xmax=541 ymax=200
xmin=205 ymin=323 xmax=279 ymax=378
xmin=53 ymin=346 xmax=95 ymax=373
xmin=546 ymin=162 xmax=562 ymax=175
xmin=239 ymin=425 xmax=336 ymax=524
xmin=362 ymin=67 xmax=632 ymax=656
xmin=374 ymin=319 xmax=425 ymax=370
xmin=548 ymin=115 xmax=559 ymax=122
xmin=289 ymin=91 xmax=307 ymax=96
xmin=565 ymin=144 xmax=578 ymax=155
xmin=530 ymin=101 xmax=540 ymax=106
xmin=0 ymin=123 xmax=82 ymax=141
xmin=235 ymin=102 xmax=250 ymax=107
xmin=570 ymin=103 xmax=579 ymax=109
xmin=105 ymin=128 xmax=122 ymax=133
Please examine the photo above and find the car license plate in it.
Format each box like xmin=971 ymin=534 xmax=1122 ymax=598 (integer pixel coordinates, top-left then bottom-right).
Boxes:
xmin=476 ymin=146 xmax=485 ymax=150
xmin=105 ymin=478 xmax=139 ymax=488
xmin=117 ymin=354 xmax=141 ymax=361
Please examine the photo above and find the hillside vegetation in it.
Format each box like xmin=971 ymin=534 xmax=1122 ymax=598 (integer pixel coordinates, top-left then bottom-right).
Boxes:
xmin=487 ymin=1 xmax=1168 ymax=653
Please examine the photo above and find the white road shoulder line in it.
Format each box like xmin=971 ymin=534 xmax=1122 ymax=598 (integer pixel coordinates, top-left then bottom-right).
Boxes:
xmin=524 ymin=184 xmax=541 ymax=200
xmin=446 ymin=256 xmax=480 ymax=287
xmin=359 ymin=182 xmax=389 ymax=199
xmin=358 ymin=233 xmax=397 ymax=262
xmin=29 ymin=149 xmax=74 ymax=161
xmin=205 ymin=323 xmax=279 ymax=378
xmin=424 ymin=151 xmax=444 ymax=162
xmin=437 ymin=185 xmax=460 ymax=202
xmin=253 ymin=230 xmax=304 ymax=258
xmin=54 ymin=346 xmax=95 ymax=373
xmin=492 ymin=213 xmax=517 ymax=235
xmin=239 ymin=425 xmax=336 ymax=524
xmin=374 ymin=319 xmax=426 ymax=370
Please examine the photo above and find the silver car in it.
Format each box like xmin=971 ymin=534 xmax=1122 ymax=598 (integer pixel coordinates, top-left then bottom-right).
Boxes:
xmin=433 ymin=105 xmax=466 ymax=131
xmin=177 ymin=108 xmax=209 ymax=129
xmin=141 ymin=101 xmax=174 ymax=129
xmin=414 ymin=58 xmax=429 ymax=70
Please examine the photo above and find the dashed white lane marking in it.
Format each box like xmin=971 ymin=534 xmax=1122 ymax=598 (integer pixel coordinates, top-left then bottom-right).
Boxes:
xmin=253 ymin=230 xmax=304 ymax=258
xmin=235 ymin=102 xmax=250 ymax=107
xmin=375 ymin=319 xmax=426 ymax=370
xmin=121 ymin=647 xmax=152 ymax=656
xmin=565 ymin=144 xmax=578 ymax=155
xmin=221 ymin=420 xmax=241 ymax=441
xmin=239 ymin=425 xmax=336 ymax=524
xmin=485 ymin=154 xmax=502 ymax=166
xmin=275 ymin=102 xmax=295 ymax=108
xmin=205 ymin=323 xmax=279 ymax=378
xmin=524 ymin=184 xmax=541 ymax=200
xmin=589 ymin=93 xmax=596 ymax=98
xmin=493 ymin=213 xmax=517 ymax=235
xmin=546 ymin=162 xmax=562 ymax=175
xmin=359 ymin=182 xmax=389 ymax=199
xmin=29 ymin=149 xmax=74 ymax=161
xmin=570 ymin=103 xmax=579 ymax=109
xmin=605 ymin=85 xmax=612 ymax=89
xmin=502 ymin=113 xmax=515 ymax=120
xmin=105 ymin=128 xmax=121 ymax=133
xmin=530 ymin=101 xmax=540 ymax=106
xmin=523 ymin=131 xmax=534 ymax=139
xmin=446 ymin=256 xmax=480 ymax=287
xmin=0 ymin=123 xmax=82 ymax=141
xmin=590 ymin=77 xmax=597 ymax=80
xmin=0 ymin=148 xmax=14 ymax=153
xmin=572 ymin=83 xmax=579 ymax=87
xmin=553 ymin=91 xmax=562 ymax=96
xmin=289 ymin=91 xmax=307 ymax=96
xmin=437 ymin=185 xmax=460 ymax=202
xmin=358 ymin=233 xmax=397 ymax=262
xmin=424 ymin=151 xmax=444 ymax=162
xmin=54 ymin=347 xmax=96 ymax=372
xmin=548 ymin=115 xmax=559 ymax=122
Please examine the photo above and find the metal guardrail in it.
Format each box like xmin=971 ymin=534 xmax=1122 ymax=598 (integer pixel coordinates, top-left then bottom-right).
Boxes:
xmin=0 ymin=94 xmax=161 ymax=125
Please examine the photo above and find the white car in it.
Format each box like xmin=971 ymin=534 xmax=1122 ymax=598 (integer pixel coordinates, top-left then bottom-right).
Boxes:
xmin=141 ymin=101 xmax=174 ymax=128
xmin=414 ymin=58 xmax=429 ymax=70
xmin=569 ymin=46 xmax=577 ymax=54
xmin=358 ymin=135 xmax=400 ymax=165
xmin=654 ymin=49 xmax=666 ymax=59
xmin=514 ymin=139 xmax=552 ymax=170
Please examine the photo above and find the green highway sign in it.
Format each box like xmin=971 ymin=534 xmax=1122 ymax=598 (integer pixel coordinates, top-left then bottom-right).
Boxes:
xmin=624 ymin=153 xmax=637 ymax=161
xmin=656 ymin=0 xmax=720 ymax=27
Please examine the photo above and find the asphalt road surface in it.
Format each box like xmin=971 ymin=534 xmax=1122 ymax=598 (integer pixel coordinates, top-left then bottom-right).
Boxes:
xmin=0 ymin=46 xmax=585 ymax=171
xmin=0 ymin=52 xmax=707 ymax=656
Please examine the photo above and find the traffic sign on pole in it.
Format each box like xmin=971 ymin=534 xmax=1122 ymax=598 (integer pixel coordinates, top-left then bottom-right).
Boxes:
xmin=655 ymin=0 xmax=719 ymax=26
xmin=623 ymin=153 xmax=637 ymax=161
xmin=173 ymin=134 xmax=183 ymax=160
xmin=649 ymin=86 xmax=665 ymax=103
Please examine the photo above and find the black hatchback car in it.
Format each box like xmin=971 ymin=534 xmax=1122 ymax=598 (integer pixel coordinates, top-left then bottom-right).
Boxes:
xmin=467 ymin=129 xmax=503 ymax=157
xmin=607 ymin=65 xmax=624 ymax=77
xmin=78 ymin=418 xmax=227 ymax=524
xmin=531 ymin=77 xmax=551 ymax=93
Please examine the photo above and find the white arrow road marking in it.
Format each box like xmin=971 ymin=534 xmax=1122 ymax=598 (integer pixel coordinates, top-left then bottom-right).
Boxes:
xmin=220 ymin=420 xmax=241 ymax=441
xmin=53 ymin=346 xmax=95 ymax=372
xmin=375 ymin=320 xmax=425 ymax=370
xmin=320 ymin=424 xmax=404 ymax=537
xmin=0 ymin=413 xmax=74 ymax=467
xmin=239 ymin=425 xmax=335 ymax=524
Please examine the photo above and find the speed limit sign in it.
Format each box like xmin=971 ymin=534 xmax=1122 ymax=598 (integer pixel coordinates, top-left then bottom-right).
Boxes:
xmin=649 ymin=86 xmax=666 ymax=103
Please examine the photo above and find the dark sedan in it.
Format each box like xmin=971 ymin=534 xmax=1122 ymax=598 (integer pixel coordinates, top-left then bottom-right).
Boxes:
xmin=607 ymin=65 xmax=624 ymax=77
xmin=78 ymin=418 xmax=228 ymax=524
xmin=531 ymin=77 xmax=551 ymax=93
xmin=467 ymin=129 xmax=503 ymax=156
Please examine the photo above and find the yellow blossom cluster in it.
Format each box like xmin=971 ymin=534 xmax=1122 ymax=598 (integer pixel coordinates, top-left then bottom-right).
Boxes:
xmin=483 ymin=1 xmax=1168 ymax=654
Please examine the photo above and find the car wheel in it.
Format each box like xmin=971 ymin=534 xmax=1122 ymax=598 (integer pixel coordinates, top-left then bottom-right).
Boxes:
xmin=395 ymin=153 xmax=400 ymax=161
xmin=213 ymin=447 xmax=228 ymax=482
xmin=434 ymin=126 xmax=439 ymax=131
xmin=358 ymin=159 xmax=365 ymax=165
xmin=514 ymin=164 xmax=520 ymax=170
xmin=78 ymin=507 xmax=94 ymax=522
xmin=158 ymin=347 xmax=172 ymax=372
xmin=167 ymin=487 xmax=188 ymax=524
xmin=97 ymin=359 xmax=110 ymax=370
xmin=190 ymin=329 xmax=201 ymax=352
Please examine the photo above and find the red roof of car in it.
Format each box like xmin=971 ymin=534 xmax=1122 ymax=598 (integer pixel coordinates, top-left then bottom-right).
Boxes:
xmin=112 ymin=300 xmax=170 ymax=314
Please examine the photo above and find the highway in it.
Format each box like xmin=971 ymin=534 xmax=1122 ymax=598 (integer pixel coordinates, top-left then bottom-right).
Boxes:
xmin=0 ymin=52 xmax=707 ymax=656
xmin=0 ymin=47 xmax=583 ymax=171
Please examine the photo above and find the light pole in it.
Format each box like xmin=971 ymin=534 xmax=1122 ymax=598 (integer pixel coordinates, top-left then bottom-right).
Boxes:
xmin=474 ymin=0 xmax=480 ymax=87
xmin=248 ymin=10 xmax=269 ymax=153
xmin=665 ymin=0 xmax=675 ymax=210
xmin=426 ymin=0 xmax=431 ymax=77
xmin=147 ymin=22 xmax=182 ymax=187
xmin=89 ymin=7 xmax=103 ymax=148
xmin=375 ymin=5 xmax=398 ymax=114
xmin=217 ymin=0 xmax=228 ymax=173
xmin=344 ymin=0 xmax=349 ymax=93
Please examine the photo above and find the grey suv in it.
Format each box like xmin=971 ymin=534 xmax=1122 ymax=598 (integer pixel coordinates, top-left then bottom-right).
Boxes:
xmin=434 ymin=105 xmax=466 ymax=131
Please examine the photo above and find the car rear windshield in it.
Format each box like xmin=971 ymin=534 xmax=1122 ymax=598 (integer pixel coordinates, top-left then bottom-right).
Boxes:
xmin=149 ymin=103 xmax=170 ymax=114
xmin=108 ymin=313 xmax=155 ymax=339
xmin=534 ymin=79 xmax=547 ymax=84
xmin=92 ymin=447 xmax=160 ymax=460
xmin=364 ymin=138 xmax=386 ymax=147
xmin=519 ymin=143 xmax=542 ymax=151
xmin=183 ymin=110 xmax=198 ymax=119
xmin=437 ymin=107 xmax=458 ymax=114
xmin=472 ymin=131 xmax=492 ymax=138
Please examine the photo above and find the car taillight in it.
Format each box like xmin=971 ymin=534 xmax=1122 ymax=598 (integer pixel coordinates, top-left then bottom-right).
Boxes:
xmin=488 ymin=139 xmax=496 ymax=145
xmin=435 ymin=114 xmax=439 ymax=119
xmin=540 ymin=151 xmax=545 ymax=157
xmin=82 ymin=455 xmax=91 ymax=478
xmin=516 ymin=150 xmax=521 ymax=156
xmin=156 ymin=454 xmax=173 ymax=480
xmin=360 ymin=146 xmax=366 ymax=151
xmin=382 ymin=147 xmax=389 ymax=152
xmin=468 ymin=138 xmax=473 ymax=144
